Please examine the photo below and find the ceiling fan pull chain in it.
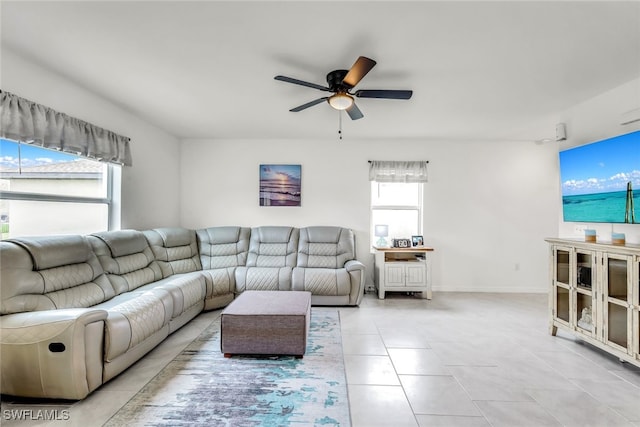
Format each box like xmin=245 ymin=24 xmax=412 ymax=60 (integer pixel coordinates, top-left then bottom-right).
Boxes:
xmin=338 ymin=110 xmax=343 ymax=140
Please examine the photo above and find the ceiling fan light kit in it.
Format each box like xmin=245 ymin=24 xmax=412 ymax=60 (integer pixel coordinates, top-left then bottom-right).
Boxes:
xmin=328 ymin=93 xmax=354 ymax=110
xmin=275 ymin=56 xmax=413 ymax=121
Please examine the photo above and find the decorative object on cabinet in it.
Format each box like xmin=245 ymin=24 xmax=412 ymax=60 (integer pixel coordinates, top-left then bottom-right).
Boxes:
xmin=374 ymin=224 xmax=389 ymax=247
xmin=412 ymin=235 xmax=424 ymax=247
xmin=584 ymin=229 xmax=597 ymax=243
xmin=546 ymin=237 xmax=640 ymax=368
xmin=392 ymin=238 xmax=411 ymax=248
xmin=373 ymin=246 xmax=434 ymax=300
xmin=612 ymin=233 xmax=626 ymax=246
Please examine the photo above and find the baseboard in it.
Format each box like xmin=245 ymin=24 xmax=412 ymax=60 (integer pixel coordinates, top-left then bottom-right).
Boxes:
xmin=431 ymin=286 xmax=547 ymax=293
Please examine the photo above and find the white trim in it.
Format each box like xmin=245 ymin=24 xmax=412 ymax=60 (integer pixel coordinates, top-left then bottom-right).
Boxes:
xmin=432 ymin=286 xmax=547 ymax=293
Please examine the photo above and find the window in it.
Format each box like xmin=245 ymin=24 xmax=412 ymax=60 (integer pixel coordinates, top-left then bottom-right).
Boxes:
xmin=371 ymin=181 xmax=423 ymax=247
xmin=0 ymin=139 xmax=121 ymax=239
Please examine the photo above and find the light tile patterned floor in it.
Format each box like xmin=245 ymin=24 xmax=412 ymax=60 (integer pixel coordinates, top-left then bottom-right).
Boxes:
xmin=2 ymin=292 xmax=640 ymax=426
xmin=344 ymin=292 xmax=640 ymax=427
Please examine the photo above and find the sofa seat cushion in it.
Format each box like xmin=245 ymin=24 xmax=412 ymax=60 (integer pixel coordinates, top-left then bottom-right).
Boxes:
xmin=292 ymin=267 xmax=351 ymax=296
xmin=201 ymin=268 xmax=234 ymax=298
xmin=94 ymin=290 xmax=172 ymax=361
xmin=135 ymin=272 xmax=206 ymax=319
xmin=235 ymin=266 xmax=292 ymax=292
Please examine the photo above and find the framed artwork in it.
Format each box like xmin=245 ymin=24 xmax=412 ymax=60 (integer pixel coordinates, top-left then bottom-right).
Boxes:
xmin=412 ymin=235 xmax=424 ymax=247
xmin=259 ymin=164 xmax=301 ymax=207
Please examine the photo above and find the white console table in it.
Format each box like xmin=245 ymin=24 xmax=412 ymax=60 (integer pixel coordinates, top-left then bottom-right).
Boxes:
xmin=373 ymin=246 xmax=434 ymax=300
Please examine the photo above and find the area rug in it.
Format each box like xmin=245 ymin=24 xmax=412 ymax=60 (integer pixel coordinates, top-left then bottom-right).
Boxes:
xmin=105 ymin=309 xmax=350 ymax=427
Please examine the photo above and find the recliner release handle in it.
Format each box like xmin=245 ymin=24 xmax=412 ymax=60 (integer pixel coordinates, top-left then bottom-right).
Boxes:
xmin=49 ymin=342 xmax=66 ymax=353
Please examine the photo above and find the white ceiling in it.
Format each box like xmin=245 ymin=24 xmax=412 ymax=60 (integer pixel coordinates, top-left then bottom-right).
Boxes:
xmin=2 ymin=1 xmax=639 ymax=141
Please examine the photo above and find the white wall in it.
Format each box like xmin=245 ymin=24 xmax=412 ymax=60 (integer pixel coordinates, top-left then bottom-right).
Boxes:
xmin=1 ymin=49 xmax=182 ymax=229
xmin=557 ymin=77 xmax=640 ymax=243
xmin=6 ymin=48 xmax=636 ymax=292
xmin=180 ymin=137 xmax=559 ymax=292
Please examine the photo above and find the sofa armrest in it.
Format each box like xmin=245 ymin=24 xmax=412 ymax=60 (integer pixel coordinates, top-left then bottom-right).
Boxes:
xmin=345 ymin=260 xmax=366 ymax=305
xmin=345 ymin=259 xmax=365 ymax=272
xmin=0 ymin=308 xmax=108 ymax=399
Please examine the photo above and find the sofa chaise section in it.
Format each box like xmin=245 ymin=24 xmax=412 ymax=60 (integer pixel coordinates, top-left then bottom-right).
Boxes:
xmin=235 ymin=226 xmax=299 ymax=292
xmin=196 ymin=226 xmax=250 ymax=309
xmin=293 ymin=226 xmax=365 ymax=306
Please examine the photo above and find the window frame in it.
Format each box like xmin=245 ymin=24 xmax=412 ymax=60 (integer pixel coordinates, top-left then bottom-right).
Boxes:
xmin=370 ymin=181 xmax=424 ymax=250
xmin=0 ymin=140 xmax=122 ymax=236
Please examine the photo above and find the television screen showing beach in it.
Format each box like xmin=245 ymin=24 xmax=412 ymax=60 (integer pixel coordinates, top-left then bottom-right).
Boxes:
xmin=560 ymin=130 xmax=639 ymax=223
xmin=259 ymin=164 xmax=301 ymax=206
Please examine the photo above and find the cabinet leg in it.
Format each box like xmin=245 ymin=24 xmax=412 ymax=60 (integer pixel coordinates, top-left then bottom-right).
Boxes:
xmin=378 ymin=290 xmax=385 ymax=299
xmin=549 ymin=324 xmax=558 ymax=336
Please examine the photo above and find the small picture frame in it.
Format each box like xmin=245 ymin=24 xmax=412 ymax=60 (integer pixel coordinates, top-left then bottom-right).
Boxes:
xmin=412 ymin=235 xmax=424 ymax=247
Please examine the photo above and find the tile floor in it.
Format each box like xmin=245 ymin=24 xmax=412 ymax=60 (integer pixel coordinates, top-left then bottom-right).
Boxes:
xmin=2 ymin=291 xmax=640 ymax=426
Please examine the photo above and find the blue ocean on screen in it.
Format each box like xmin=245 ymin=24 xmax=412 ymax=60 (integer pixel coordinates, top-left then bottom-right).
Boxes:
xmin=563 ymin=190 xmax=639 ymax=223
xmin=559 ymin=130 xmax=639 ymax=223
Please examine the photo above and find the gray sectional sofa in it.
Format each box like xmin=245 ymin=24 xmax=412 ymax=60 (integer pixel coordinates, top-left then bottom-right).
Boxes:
xmin=0 ymin=225 xmax=365 ymax=400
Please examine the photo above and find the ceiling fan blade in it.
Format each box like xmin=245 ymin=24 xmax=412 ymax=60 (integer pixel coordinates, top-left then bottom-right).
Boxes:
xmin=346 ymin=102 xmax=364 ymax=120
xmin=342 ymin=56 xmax=377 ymax=88
xmin=290 ymin=97 xmax=328 ymax=112
xmin=354 ymin=89 xmax=413 ymax=100
xmin=275 ymin=75 xmax=331 ymax=92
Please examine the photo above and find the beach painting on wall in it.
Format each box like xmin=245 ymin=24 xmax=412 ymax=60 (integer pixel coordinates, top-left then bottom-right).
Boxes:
xmin=259 ymin=164 xmax=301 ymax=207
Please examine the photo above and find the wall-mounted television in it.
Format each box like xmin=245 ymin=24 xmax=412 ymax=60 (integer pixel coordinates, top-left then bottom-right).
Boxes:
xmin=559 ymin=130 xmax=639 ymax=223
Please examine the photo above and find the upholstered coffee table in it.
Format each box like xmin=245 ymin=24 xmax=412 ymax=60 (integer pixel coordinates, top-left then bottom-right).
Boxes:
xmin=220 ymin=290 xmax=311 ymax=358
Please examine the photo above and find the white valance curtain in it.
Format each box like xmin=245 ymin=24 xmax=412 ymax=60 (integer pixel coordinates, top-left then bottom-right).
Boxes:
xmin=368 ymin=160 xmax=429 ymax=183
xmin=0 ymin=91 xmax=132 ymax=166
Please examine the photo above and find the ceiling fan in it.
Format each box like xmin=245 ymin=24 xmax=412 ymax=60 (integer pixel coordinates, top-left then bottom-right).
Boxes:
xmin=274 ymin=56 xmax=412 ymax=120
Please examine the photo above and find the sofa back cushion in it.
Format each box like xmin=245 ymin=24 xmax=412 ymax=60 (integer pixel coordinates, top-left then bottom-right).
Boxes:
xmin=297 ymin=226 xmax=355 ymax=268
xmin=143 ymin=227 xmax=202 ymax=277
xmin=0 ymin=235 xmax=115 ymax=315
xmin=247 ymin=226 xmax=299 ymax=268
xmin=89 ymin=230 xmax=162 ymax=294
xmin=196 ymin=226 xmax=250 ymax=269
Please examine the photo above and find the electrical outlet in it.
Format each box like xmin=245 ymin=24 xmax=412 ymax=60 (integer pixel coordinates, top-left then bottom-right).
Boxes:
xmin=574 ymin=225 xmax=586 ymax=234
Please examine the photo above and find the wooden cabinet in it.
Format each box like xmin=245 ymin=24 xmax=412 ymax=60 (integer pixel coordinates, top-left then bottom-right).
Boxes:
xmin=373 ymin=247 xmax=434 ymax=300
xmin=547 ymin=238 xmax=640 ymax=368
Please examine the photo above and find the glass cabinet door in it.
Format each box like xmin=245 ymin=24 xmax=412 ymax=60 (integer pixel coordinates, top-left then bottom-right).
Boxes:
xmin=575 ymin=250 xmax=596 ymax=336
xmin=603 ymin=254 xmax=633 ymax=352
xmin=553 ymin=248 xmax=571 ymax=325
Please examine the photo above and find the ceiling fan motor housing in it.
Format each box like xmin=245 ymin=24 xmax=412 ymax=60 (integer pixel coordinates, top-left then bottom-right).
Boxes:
xmin=327 ymin=70 xmax=350 ymax=91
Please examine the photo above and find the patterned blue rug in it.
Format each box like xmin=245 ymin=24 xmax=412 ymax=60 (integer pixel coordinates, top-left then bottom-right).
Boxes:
xmin=105 ymin=309 xmax=350 ymax=426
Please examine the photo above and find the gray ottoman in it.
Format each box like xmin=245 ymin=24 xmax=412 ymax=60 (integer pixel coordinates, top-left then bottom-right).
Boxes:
xmin=221 ymin=290 xmax=311 ymax=357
